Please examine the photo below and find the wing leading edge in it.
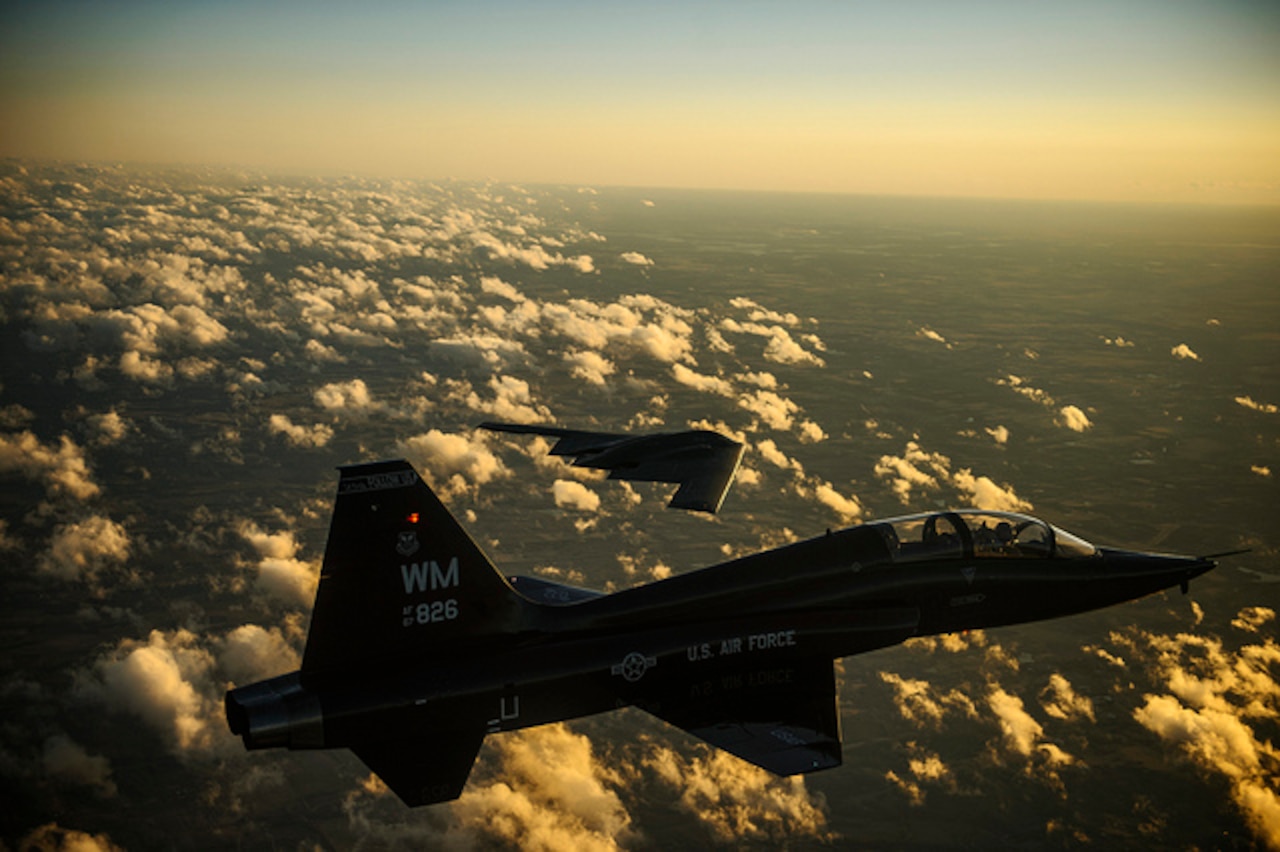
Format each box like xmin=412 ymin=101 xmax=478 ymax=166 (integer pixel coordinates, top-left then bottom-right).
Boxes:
xmin=479 ymin=422 xmax=745 ymax=513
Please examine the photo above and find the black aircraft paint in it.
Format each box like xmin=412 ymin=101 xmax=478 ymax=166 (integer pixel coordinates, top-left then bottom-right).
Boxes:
xmin=226 ymin=456 xmax=1216 ymax=807
xmin=478 ymin=421 xmax=746 ymax=513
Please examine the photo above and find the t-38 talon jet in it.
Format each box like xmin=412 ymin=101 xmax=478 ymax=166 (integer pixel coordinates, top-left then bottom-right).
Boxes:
xmin=226 ymin=429 xmax=1221 ymax=807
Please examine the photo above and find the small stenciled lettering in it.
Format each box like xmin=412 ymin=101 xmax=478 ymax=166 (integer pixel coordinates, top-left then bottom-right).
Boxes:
xmin=402 ymin=598 xmax=459 ymax=627
xmin=401 ymin=557 xmax=460 ymax=594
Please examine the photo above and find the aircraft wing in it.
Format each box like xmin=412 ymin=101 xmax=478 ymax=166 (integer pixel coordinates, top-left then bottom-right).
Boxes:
xmin=479 ymin=421 xmax=745 ymax=513
xmin=351 ymin=730 xmax=486 ymax=806
xmin=641 ymin=656 xmax=842 ymax=775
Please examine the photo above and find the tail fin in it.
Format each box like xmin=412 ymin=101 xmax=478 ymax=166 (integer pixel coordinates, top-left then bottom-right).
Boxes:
xmin=302 ymin=460 xmax=529 ymax=678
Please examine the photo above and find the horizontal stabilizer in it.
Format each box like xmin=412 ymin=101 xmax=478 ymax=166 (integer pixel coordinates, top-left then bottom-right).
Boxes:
xmin=643 ymin=656 xmax=842 ymax=776
xmin=479 ymin=422 xmax=745 ymax=513
xmin=508 ymin=574 xmax=605 ymax=605
xmin=352 ymin=730 xmax=486 ymax=807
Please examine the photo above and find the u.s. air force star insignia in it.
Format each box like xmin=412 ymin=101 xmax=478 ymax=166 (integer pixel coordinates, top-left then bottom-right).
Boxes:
xmin=611 ymin=651 xmax=656 ymax=682
xmin=396 ymin=531 xmax=420 ymax=557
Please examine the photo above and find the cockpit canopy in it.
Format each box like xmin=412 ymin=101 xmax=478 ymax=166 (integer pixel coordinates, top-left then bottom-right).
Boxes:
xmin=872 ymin=510 xmax=1097 ymax=563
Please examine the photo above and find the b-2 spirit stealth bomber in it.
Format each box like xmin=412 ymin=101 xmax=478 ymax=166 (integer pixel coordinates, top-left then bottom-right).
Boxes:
xmin=226 ymin=426 xmax=1219 ymax=806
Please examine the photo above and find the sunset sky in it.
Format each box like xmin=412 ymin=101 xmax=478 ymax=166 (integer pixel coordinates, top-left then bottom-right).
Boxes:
xmin=3 ymin=0 xmax=1279 ymax=202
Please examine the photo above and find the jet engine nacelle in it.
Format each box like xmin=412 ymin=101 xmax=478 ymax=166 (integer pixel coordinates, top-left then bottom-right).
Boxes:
xmin=226 ymin=673 xmax=325 ymax=751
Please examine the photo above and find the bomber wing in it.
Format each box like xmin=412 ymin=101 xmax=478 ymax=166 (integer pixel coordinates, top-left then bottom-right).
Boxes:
xmin=478 ymin=422 xmax=745 ymax=513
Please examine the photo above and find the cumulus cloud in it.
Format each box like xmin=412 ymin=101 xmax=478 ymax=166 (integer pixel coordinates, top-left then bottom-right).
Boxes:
xmin=1113 ymin=620 xmax=1280 ymax=848
xmin=38 ymin=515 xmax=134 ymax=591
xmin=217 ymin=623 xmax=302 ymax=685
xmin=1038 ymin=673 xmax=1095 ymax=723
xmin=75 ymin=628 xmax=222 ymax=755
xmin=0 ymin=431 xmax=100 ymax=500
xmin=399 ymin=429 xmax=509 ymax=499
xmin=347 ymin=723 xmax=632 ymax=850
xmin=811 ymin=481 xmax=863 ymax=524
xmin=1171 ymin=343 xmax=1201 ymax=361
xmin=1056 ymin=405 xmax=1093 ymax=432
xmin=19 ymin=823 xmax=124 ymax=852
xmin=267 ymin=414 xmax=334 ymax=448
xmin=313 ymin=378 xmax=382 ymax=419
xmin=985 ymin=425 xmax=1010 ymax=444
xmin=879 ymin=671 xmax=978 ymax=726
xmin=619 ymin=251 xmax=654 ymax=266
xmin=1235 ymin=396 xmax=1278 ymax=414
xmin=917 ymin=327 xmax=949 ymax=346
xmin=737 ymin=389 xmax=799 ymax=431
xmin=950 ymin=469 xmax=1033 ymax=512
xmin=672 ymin=363 xmax=735 ymax=397
xmin=564 ymin=350 xmax=616 ymax=386
xmin=238 ymin=522 xmax=319 ymax=608
xmin=453 ymin=375 xmax=551 ymax=424
xmin=641 ymin=743 xmax=833 ymax=843
xmin=553 ymin=480 xmax=601 ymax=513
xmin=987 ymin=686 xmax=1075 ymax=774
xmin=874 ymin=441 xmax=948 ymax=503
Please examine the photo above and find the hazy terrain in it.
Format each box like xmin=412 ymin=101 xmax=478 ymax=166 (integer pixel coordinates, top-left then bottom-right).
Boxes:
xmin=1 ymin=161 xmax=1277 ymax=849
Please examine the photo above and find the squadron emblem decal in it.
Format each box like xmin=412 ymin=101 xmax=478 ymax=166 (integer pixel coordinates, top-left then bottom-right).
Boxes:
xmin=396 ymin=531 xmax=420 ymax=557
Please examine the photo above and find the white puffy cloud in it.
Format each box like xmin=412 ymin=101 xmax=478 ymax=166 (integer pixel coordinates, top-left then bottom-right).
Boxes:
xmin=641 ymin=744 xmax=832 ymax=843
xmin=19 ymin=823 xmax=124 ymax=852
xmin=619 ymin=251 xmax=654 ymax=266
xmin=1039 ymin=673 xmax=1096 ymax=722
xmin=879 ymin=671 xmax=979 ymax=726
xmin=985 ymin=425 xmax=1010 ymax=444
xmin=737 ymin=390 xmax=799 ymax=431
xmin=1056 ymin=405 xmax=1093 ymax=432
xmin=811 ymin=481 xmax=863 ymax=523
xmin=347 ymin=723 xmax=633 ymax=850
xmin=0 ymin=431 xmax=100 ymax=500
xmin=399 ymin=429 xmax=509 ymax=498
xmin=1235 ymin=396 xmax=1278 ymax=414
xmin=1112 ymin=621 xmax=1280 ymax=848
xmin=564 ymin=351 xmax=616 ymax=386
xmin=454 ymin=375 xmax=551 ymax=424
xmin=951 ymin=469 xmax=1033 ymax=513
xmin=38 ymin=515 xmax=134 ymax=590
xmin=313 ymin=378 xmax=381 ymax=418
xmin=238 ymin=522 xmax=319 ymax=608
xmin=1171 ymin=343 xmax=1201 ymax=361
xmin=85 ymin=410 xmax=132 ymax=446
xmin=217 ymin=623 xmax=302 ymax=685
xmin=917 ymin=327 xmax=949 ymax=346
xmin=672 ymin=363 xmax=735 ymax=396
xmin=267 ymin=414 xmax=334 ymax=448
xmin=75 ymin=628 xmax=222 ymax=755
xmin=553 ymin=480 xmax=601 ymax=513
xmin=874 ymin=441 xmax=947 ymax=503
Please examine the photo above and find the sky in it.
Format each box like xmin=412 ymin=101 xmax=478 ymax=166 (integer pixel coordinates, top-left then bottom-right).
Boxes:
xmin=2 ymin=0 xmax=1279 ymax=203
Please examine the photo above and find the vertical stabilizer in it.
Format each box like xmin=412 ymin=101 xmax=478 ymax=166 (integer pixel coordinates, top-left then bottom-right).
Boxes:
xmin=302 ymin=460 xmax=527 ymax=678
